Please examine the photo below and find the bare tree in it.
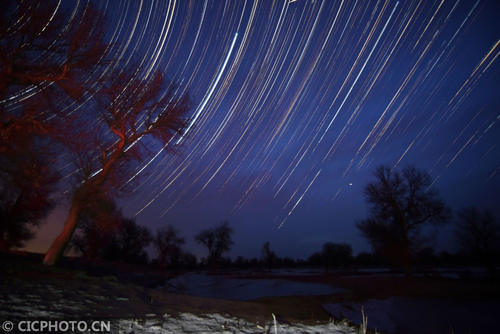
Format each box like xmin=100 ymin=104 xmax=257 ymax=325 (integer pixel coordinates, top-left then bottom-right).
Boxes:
xmin=455 ymin=207 xmax=499 ymax=270
xmin=109 ymin=218 xmax=152 ymax=265
xmin=195 ymin=221 xmax=233 ymax=266
xmin=0 ymin=1 xmax=104 ymax=252
xmin=1 ymin=1 xmax=107 ymax=143
xmin=43 ymin=70 xmax=190 ymax=265
xmin=0 ymin=1 xmax=189 ymax=265
xmin=153 ymin=225 xmax=185 ymax=268
xmin=261 ymin=241 xmax=277 ymax=271
xmin=357 ymin=165 xmax=450 ymax=274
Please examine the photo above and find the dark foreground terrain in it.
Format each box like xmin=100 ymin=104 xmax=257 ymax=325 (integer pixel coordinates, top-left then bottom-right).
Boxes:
xmin=1 ymin=252 xmax=499 ymax=333
xmin=1 ymin=252 xmax=337 ymax=327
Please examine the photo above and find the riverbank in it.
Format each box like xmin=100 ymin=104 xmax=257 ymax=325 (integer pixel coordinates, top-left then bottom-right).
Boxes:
xmin=1 ymin=253 xmax=358 ymax=333
xmin=2 ymin=252 xmax=499 ymax=333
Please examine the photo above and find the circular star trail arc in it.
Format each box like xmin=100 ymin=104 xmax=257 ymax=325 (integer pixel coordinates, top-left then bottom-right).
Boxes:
xmin=9 ymin=0 xmax=500 ymax=232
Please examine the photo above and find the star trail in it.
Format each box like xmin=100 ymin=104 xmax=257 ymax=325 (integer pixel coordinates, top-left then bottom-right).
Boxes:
xmin=12 ymin=0 xmax=500 ymax=257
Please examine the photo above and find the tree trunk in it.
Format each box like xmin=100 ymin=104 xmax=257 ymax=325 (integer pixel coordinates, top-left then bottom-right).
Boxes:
xmin=43 ymin=196 xmax=82 ymax=265
xmin=43 ymin=136 xmax=121 ymax=266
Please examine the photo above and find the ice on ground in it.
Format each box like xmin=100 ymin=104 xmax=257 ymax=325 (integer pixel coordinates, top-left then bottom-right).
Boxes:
xmin=115 ymin=312 xmax=357 ymax=334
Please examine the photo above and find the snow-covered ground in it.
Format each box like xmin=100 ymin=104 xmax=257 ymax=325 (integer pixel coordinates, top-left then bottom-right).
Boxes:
xmin=115 ymin=312 xmax=358 ymax=334
xmin=1 ymin=294 xmax=358 ymax=334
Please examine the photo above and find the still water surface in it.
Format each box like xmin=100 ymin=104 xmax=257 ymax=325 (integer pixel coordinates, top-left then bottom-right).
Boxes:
xmin=167 ymin=272 xmax=343 ymax=300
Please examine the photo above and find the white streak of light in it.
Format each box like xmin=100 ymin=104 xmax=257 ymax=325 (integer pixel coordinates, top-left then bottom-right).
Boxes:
xmin=176 ymin=32 xmax=239 ymax=144
xmin=278 ymin=169 xmax=322 ymax=229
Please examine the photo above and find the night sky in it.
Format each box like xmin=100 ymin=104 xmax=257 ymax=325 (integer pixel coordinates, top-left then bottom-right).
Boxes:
xmin=26 ymin=0 xmax=500 ymax=260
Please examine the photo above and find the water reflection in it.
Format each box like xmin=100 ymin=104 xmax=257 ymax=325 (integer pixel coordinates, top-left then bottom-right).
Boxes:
xmin=167 ymin=272 xmax=343 ymax=300
xmin=324 ymin=297 xmax=500 ymax=334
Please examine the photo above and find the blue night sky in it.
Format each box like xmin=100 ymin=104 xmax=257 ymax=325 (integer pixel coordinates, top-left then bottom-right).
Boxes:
xmin=26 ymin=0 xmax=499 ymax=260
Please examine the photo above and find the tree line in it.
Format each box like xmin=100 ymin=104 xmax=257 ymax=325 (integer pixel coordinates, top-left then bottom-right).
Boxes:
xmin=59 ymin=186 xmax=499 ymax=275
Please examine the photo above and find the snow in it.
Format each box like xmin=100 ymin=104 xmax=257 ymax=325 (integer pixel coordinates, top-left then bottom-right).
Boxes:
xmin=115 ymin=312 xmax=357 ymax=334
xmin=1 ymin=291 xmax=357 ymax=334
xmin=1 ymin=279 xmax=356 ymax=333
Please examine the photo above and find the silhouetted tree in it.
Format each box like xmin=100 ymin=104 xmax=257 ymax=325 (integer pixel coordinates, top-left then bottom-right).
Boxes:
xmin=261 ymin=241 xmax=277 ymax=270
xmin=195 ymin=221 xmax=233 ymax=266
xmin=153 ymin=225 xmax=185 ymax=268
xmin=322 ymin=242 xmax=353 ymax=270
xmin=308 ymin=242 xmax=353 ymax=270
xmin=455 ymin=207 xmax=499 ymax=270
xmin=109 ymin=218 xmax=152 ymax=265
xmin=357 ymin=165 xmax=450 ymax=274
xmin=71 ymin=200 xmax=151 ymax=265
xmin=70 ymin=195 xmax=121 ymax=259
xmin=307 ymin=252 xmax=322 ymax=267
